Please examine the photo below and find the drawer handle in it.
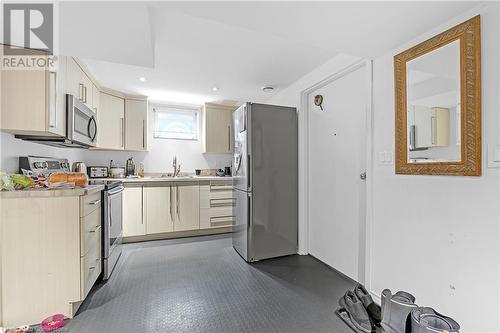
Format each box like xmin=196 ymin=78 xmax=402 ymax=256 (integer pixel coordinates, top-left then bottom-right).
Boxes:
xmin=89 ymin=266 xmax=96 ymax=270
xmin=89 ymin=225 xmax=100 ymax=233
xmin=210 ymin=198 xmax=235 ymax=207
xmin=89 ymin=199 xmax=101 ymax=205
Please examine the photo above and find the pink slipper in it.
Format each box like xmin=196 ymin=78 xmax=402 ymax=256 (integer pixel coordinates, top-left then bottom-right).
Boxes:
xmin=41 ymin=314 xmax=65 ymax=332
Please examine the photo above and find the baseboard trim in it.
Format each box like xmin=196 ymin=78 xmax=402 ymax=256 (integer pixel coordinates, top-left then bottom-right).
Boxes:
xmin=123 ymin=227 xmax=232 ymax=243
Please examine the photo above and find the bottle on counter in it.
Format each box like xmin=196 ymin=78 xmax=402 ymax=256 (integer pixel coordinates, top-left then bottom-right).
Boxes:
xmin=138 ymin=163 xmax=145 ymax=178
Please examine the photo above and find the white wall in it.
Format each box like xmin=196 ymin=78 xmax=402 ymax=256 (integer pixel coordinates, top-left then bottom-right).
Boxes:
xmin=370 ymin=4 xmax=499 ymax=332
xmin=268 ymin=4 xmax=500 ymax=332
xmin=0 ymin=132 xmax=85 ymax=173
xmin=79 ymin=104 xmax=232 ymax=173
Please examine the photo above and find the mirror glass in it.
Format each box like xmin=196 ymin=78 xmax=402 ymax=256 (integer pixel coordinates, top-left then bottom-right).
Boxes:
xmin=406 ymin=39 xmax=461 ymax=163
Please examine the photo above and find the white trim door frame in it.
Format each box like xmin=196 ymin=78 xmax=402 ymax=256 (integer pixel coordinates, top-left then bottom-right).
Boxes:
xmin=298 ymin=59 xmax=374 ymax=285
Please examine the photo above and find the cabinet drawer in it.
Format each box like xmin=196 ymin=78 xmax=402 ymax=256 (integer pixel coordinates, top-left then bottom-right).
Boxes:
xmin=81 ymin=234 xmax=101 ymax=299
xmin=81 ymin=207 xmax=101 ymax=256
xmin=210 ymin=181 xmax=232 ymax=191
xmin=200 ymin=208 xmax=234 ymax=229
xmin=209 ymin=190 xmax=233 ymax=200
xmin=80 ymin=209 xmax=101 ymax=256
xmin=210 ymin=206 xmax=233 ymax=217
xmin=81 ymin=191 xmax=102 ymax=218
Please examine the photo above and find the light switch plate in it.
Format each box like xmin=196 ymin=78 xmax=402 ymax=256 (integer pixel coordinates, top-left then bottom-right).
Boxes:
xmin=487 ymin=143 xmax=500 ymax=168
xmin=378 ymin=150 xmax=394 ymax=165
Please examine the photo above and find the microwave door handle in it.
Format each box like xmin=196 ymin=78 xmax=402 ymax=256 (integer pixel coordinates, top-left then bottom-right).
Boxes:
xmin=88 ymin=115 xmax=97 ymax=142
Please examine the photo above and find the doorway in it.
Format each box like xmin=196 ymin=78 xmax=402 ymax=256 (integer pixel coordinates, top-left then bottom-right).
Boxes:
xmin=306 ymin=61 xmax=370 ymax=282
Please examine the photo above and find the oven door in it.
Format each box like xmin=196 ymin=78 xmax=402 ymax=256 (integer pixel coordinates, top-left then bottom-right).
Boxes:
xmin=67 ymin=94 xmax=97 ymax=147
xmin=105 ymin=185 xmax=124 ymax=258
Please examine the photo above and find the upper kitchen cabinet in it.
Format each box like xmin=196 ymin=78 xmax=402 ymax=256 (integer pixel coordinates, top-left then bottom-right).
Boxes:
xmin=66 ymin=58 xmax=93 ymax=110
xmin=202 ymin=103 xmax=236 ymax=154
xmin=98 ymin=92 xmax=125 ymax=150
xmin=92 ymin=84 xmax=100 ymax=115
xmin=1 ymin=49 xmax=67 ymax=137
xmin=125 ymin=98 xmax=148 ymax=151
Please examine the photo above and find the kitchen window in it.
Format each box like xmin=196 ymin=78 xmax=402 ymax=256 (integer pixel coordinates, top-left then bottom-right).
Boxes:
xmin=153 ymin=106 xmax=199 ymax=140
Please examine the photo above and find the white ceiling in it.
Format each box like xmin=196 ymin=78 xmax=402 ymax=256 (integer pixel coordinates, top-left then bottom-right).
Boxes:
xmin=57 ymin=1 xmax=480 ymax=105
xmin=59 ymin=2 xmax=154 ymax=68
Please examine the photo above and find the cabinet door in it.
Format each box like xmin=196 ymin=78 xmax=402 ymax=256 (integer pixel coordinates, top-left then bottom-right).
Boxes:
xmin=66 ymin=58 xmax=85 ymax=102
xmin=174 ymin=183 xmax=200 ymax=232
xmin=92 ymin=84 xmax=100 ymax=115
xmin=145 ymin=186 xmax=174 ymax=234
xmin=50 ymin=55 xmax=67 ymax=136
xmin=125 ymin=99 xmax=148 ymax=151
xmin=82 ymin=75 xmax=93 ymax=109
xmin=98 ymin=92 xmax=125 ymax=149
xmin=67 ymin=58 xmax=92 ymax=108
xmin=433 ymin=107 xmax=449 ymax=147
xmin=412 ymin=105 xmax=432 ymax=148
xmin=123 ymin=187 xmax=145 ymax=237
xmin=1 ymin=48 xmax=47 ymax=133
xmin=204 ymin=104 xmax=234 ymax=153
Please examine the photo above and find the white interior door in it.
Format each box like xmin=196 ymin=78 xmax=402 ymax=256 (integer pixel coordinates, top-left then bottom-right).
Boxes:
xmin=308 ymin=65 xmax=367 ymax=281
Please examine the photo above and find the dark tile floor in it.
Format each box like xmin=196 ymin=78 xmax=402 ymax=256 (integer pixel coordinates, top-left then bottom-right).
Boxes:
xmin=67 ymin=234 xmax=356 ymax=333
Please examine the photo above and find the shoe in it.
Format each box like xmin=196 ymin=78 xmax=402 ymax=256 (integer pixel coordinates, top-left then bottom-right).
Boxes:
xmin=381 ymin=289 xmax=418 ymax=333
xmin=336 ymin=308 xmax=371 ymax=333
xmin=354 ymin=284 xmax=381 ymax=326
xmin=339 ymin=290 xmax=372 ymax=333
xmin=410 ymin=307 xmax=460 ymax=333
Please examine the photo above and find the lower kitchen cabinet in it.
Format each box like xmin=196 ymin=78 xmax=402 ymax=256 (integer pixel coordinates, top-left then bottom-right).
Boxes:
xmin=122 ymin=180 xmax=231 ymax=241
xmin=0 ymin=190 xmax=102 ymax=328
xmin=173 ymin=182 xmax=200 ymax=232
xmin=123 ymin=186 xmax=146 ymax=237
xmin=200 ymin=180 xmax=235 ymax=229
xmin=145 ymin=185 xmax=174 ymax=234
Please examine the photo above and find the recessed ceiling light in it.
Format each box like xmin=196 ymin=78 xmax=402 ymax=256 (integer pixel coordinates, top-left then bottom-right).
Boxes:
xmin=262 ymin=86 xmax=274 ymax=93
xmin=139 ymin=77 xmax=146 ymax=82
xmin=212 ymin=86 xmax=219 ymax=92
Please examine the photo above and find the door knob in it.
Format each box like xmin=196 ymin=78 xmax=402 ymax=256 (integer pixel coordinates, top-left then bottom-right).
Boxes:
xmin=360 ymin=172 xmax=367 ymax=180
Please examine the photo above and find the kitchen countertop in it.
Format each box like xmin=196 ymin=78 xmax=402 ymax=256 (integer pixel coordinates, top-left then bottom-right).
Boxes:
xmin=0 ymin=184 xmax=105 ymax=199
xmin=91 ymin=176 xmax=233 ymax=184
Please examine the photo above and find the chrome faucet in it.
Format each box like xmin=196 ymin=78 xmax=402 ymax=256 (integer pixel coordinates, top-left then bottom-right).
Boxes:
xmin=172 ymin=156 xmax=181 ymax=177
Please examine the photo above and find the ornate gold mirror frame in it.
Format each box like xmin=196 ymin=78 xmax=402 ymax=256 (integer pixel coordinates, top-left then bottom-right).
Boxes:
xmin=395 ymin=16 xmax=481 ymax=176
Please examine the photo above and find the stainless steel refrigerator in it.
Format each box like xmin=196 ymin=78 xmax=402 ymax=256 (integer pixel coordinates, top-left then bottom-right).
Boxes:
xmin=232 ymin=102 xmax=298 ymax=262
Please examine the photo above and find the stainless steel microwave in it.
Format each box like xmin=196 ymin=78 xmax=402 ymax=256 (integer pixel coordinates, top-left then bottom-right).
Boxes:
xmin=67 ymin=94 xmax=97 ymax=147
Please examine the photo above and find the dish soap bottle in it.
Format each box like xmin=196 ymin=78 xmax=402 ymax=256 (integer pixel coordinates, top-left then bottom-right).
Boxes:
xmin=138 ymin=162 xmax=145 ymax=178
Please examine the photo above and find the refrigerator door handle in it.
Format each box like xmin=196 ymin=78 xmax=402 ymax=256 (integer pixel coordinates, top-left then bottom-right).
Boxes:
xmin=247 ymin=192 xmax=252 ymax=227
xmin=247 ymin=154 xmax=251 ymax=191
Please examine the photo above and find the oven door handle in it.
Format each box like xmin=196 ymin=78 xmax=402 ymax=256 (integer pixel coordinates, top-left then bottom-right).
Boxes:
xmin=107 ymin=186 xmax=124 ymax=196
xmin=88 ymin=115 xmax=98 ymax=142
